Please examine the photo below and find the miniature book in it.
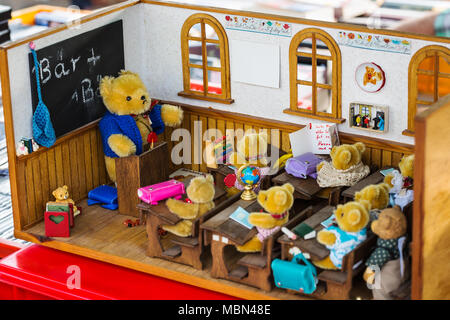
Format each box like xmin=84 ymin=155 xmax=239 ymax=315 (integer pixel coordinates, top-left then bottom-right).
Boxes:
xmin=229 ymin=206 xmax=254 ymax=229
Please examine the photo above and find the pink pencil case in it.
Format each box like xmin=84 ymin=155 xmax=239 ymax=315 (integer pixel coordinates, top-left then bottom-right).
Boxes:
xmin=137 ymin=180 xmax=185 ymax=205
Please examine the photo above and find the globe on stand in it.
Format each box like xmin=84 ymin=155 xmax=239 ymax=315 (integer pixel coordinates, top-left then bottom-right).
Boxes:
xmin=236 ymin=165 xmax=261 ymax=201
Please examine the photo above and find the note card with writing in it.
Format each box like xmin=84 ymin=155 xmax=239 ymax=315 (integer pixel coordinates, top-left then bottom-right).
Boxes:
xmin=289 ymin=123 xmax=340 ymax=156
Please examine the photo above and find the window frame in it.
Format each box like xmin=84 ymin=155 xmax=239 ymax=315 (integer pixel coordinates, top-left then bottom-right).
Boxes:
xmin=179 ymin=13 xmax=233 ymax=104
xmin=404 ymin=45 xmax=450 ymax=136
xmin=284 ymin=28 xmax=344 ymax=124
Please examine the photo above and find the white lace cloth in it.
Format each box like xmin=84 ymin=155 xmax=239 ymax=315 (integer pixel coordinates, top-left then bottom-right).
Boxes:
xmin=316 ymin=161 xmax=370 ymax=188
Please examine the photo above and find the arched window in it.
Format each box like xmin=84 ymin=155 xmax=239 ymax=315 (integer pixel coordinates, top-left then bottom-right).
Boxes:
xmin=404 ymin=45 xmax=450 ymax=136
xmin=179 ymin=13 xmax=233 ymax=104
xmin=284 ymin=28 xmax=343 ymax=123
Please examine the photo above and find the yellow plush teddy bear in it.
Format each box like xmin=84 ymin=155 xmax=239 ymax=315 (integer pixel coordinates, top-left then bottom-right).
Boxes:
xmin=228 ymin=131 xmax=269 ymax=168
xmin=316 ymin=142 xmax=370 ymax=188
xmin=52 ymin=185 xmax=79 ymax=216
xmin=236 ymin=183 xmax=294 ymax=253
xmin=99 ymin=70 xmax=183 ymax=182
xmin=313 ymin=200 xmax=371 ymax=270
xmin=384 ymin=154 xmax=414 ymax=190
xmin=355 ymin=183 xmax=391 ymax=220
xmin=162 ymin=175 xmax=215 ymax=237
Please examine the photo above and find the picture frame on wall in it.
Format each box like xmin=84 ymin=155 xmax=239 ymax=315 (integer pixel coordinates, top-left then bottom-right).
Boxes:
xmin=349 ymin=102 xmax=388 ymax=133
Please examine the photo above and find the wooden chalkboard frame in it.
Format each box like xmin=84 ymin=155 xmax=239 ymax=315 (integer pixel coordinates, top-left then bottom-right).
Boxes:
xmin=28 ymin=20 xmax=124 ymax=138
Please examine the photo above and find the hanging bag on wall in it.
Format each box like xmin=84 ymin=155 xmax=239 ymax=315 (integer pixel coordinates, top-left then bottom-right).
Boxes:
xmin=29 ymin=42 xmax=56 ymax=148
xmin=271 ymin=252 xmax=318 ymax=294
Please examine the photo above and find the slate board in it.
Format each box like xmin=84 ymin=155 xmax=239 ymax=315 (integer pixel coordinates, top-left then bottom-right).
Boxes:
xmin=28 ymin=20 xmax=124 ymax=138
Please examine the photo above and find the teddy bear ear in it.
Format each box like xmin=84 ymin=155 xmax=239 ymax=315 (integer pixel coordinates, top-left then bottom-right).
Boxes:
xmin=63 ymin=185 xmax=68 ymax=190
xmin=354 ymin=142 xmax=366 ymax=154
xmin=99 ymin=76 xmax=114 ymax=99
xmin=205 ymin=174 xmax=214 ymax=184
xmin=359 ymin=199 xmax=372 ymax=212
xmin=282 ymin=183 xmax=294 ymax=194
xmin=257 ymin=190 xmax=268 ymax=203
xmin=348 ymin=209 xmax=362 ymax=226
xmin=118 ymin=70 xmax=138 ymax=77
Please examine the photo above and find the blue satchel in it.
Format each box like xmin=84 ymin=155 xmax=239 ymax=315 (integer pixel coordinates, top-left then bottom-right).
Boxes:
xmin=271 ymin=253 xmax=318 ymax=294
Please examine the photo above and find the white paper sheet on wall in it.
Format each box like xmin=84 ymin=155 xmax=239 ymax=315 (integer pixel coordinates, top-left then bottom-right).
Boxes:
xmin=230 ymin=39 xmax=280 ymax=88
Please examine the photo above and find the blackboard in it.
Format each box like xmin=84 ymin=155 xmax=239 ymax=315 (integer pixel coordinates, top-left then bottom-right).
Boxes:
xmin=29 ymin=20 xmax=124 ymax=138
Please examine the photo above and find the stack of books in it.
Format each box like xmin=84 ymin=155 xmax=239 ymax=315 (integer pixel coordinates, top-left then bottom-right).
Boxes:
xmin=0 ymin=5 xmax=11 ymax=44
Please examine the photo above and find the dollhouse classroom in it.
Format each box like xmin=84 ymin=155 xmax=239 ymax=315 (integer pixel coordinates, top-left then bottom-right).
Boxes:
xmin=0 ymin=0 xmax=449 ymax=300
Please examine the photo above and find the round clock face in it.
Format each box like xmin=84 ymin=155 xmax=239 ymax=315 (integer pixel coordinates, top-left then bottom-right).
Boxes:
xmin=355 ymin=62 xmax=386 ymax=93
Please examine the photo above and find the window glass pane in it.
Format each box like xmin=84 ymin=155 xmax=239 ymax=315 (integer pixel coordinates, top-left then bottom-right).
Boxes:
xmin=205 ymin=23 xmax=219 ymax=40
xmin=438 ymin=56 xmax=450 ymax=98
xmin=417 ymin=74 xmax=435 ymax=102
xmin=317 ymin=88 xmax=332 ymax=114
xmin=207 ymin=70 xmax=222 ymax=95
xmin=297 ymin=62 xmax=312 ymax=82
xmin=317 ymin=60 xmax=332 ymax=85
xmin=206 ymin=43 xmax=221 ymax=67
xmin=189 ymin=23 xmax=202 ymax=37
xmin=189 ymin=40 xmax=203 ymax=65
xmin=418 ymin=56 xmax=435 ymax=71
xmin=297 ymin=84 xmax=313 ymax=110
xmin=190 ymin=68 xmax=204 ymax=92
xmin=297 ymin=39 xmax=313 ymax=54
xmin=316 ymin=39 xmax=331 ymax=57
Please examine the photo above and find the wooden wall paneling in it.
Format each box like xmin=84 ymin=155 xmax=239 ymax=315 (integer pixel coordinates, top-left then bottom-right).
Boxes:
xmin=31 ymin=158 xmax=43 ymax=222
xmin=181 ymin=111 xmax=191 ymax=169
xmin=46 ymin=148 xmax=57 ymax=196
xmin=96 ymin=129 xmax=108 ymax=185
xmin=89 ymin=129 xmax=100 ymax=187
xmin=371 ymin=148 xmax=381 ymax=169
xmin=199 ymin=116 xmax=208 ymax=172
xmin=217 ymin=119 xmax=225 ymax=140
xmin=24 ymin=161 xmax=35 ymax=227
xmin=281 ymin=131 xmax=291 ymax=153
xmin=15 ymin=160 xmax=28 ymax=229
xmin=382 ymin=150 xmax=392 ymax=168
xmin=362 ymin=146 xmax=371 ymax=166
xmin=68 ymin=139 xmax=80 ymax=201
xmin=54 ymin=144 xmax=64 ymax=188
xmin=225 ymin=120 xmax=235 ymax=151
xmin=190 ymin=113 xmax=199 ymax=171
xmin=83 ymin=132 xmax=94 ymax=192
xmin=61 ymin=143 xmax=72 ymax=195
xmin=38 ymin=152 xmax=50 ymax=207
xmin=392 ymin=152 xmax=403 ymax=168
xmin=76 ymin=135 xmax=87 ymax=200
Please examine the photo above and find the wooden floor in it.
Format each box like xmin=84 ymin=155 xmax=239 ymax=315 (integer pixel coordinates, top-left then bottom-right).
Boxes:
xmin=26 ymin=198 xmax=372 ymax=300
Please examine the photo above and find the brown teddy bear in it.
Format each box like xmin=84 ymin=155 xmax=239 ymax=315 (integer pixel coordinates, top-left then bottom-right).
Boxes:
xmin=162 ymin=175 xmax=215 ymax=237
xmin=236 ymin=183 xmax=294 ymax=253
xmin=355 ymin=183 xmax=391 ymax=220
xmin=363 ymin=206 xmax=409 ymax=300
xmin=99 ymin=70 xmax=183 ymax=182
xmin=52 ymin=185 xmax=80 ymax=216
xmin=313 ymin=200 xmax=370 ymax=270
xmin=316 ymin=142 xmax=370 ymax=188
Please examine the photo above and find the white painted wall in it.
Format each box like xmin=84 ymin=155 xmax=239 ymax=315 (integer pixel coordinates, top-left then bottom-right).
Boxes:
xmin=141 ymin=3 xmax=450 ymax=146
xmin=6 ymin=2 xmax=450 ymax=146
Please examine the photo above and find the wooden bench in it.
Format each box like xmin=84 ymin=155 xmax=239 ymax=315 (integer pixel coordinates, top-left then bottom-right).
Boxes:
xmin=138 ymin=177 xmax=241 ymax=270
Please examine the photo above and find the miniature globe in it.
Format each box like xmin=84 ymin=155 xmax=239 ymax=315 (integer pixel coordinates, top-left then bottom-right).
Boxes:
xmin=239 ymin=165 xmax=261 ymax=187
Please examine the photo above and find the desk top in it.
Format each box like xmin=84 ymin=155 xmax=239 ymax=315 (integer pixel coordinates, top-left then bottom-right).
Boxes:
xmin=278 ymin=205 xmax=334 ymax=261
xmin=200 ymin=199 xmax=262 ymax=246
xmin=272 ymin=172 xmax=322 ymax=200
xmin=341 ymin=170 xmax=386 ymax=199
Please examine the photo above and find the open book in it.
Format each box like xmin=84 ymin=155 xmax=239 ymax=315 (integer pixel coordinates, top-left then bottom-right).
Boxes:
xmin=289 ymin=123 xmax=340 ymax=156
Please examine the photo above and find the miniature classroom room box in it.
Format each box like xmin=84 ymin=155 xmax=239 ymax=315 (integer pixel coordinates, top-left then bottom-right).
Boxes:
xmin=1 ymin=0 xmax=449 ymax=300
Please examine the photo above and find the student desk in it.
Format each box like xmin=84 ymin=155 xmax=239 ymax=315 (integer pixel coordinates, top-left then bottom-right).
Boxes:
xmin=137 ymin=176 xmax=235 ymax=270
xmin=341 ymin=170 xmax=386 ymax=202
xmin=272 ymin=172 xmax=341 ymax=205
xmin=201 ymin=199 xmax=309 ymax=291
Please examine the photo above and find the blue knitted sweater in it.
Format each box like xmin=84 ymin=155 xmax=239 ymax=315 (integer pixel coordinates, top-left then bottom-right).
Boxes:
xmin=99 ymin=111 xmax=143 ymax=158
xmin=99 ymin=105 xmax=166 ymax=158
